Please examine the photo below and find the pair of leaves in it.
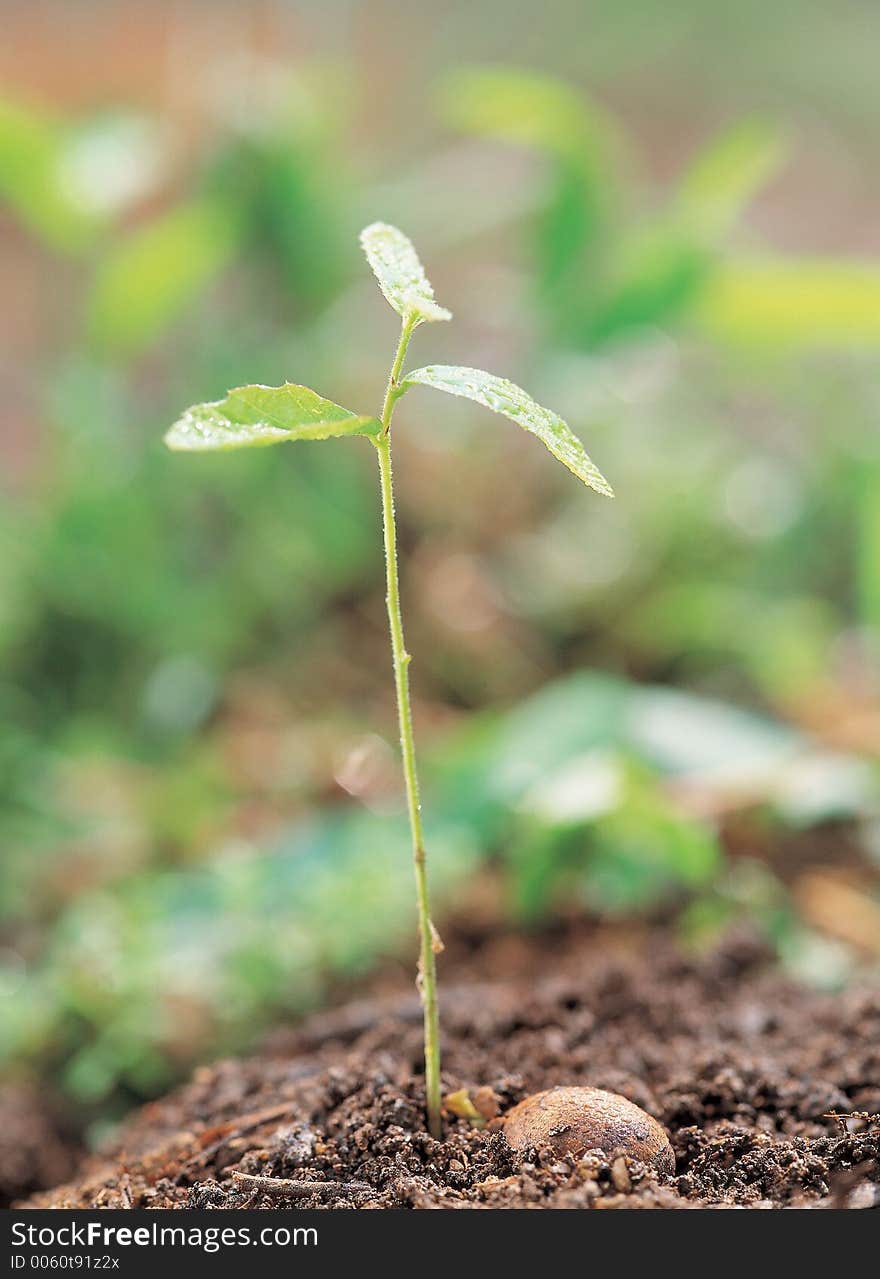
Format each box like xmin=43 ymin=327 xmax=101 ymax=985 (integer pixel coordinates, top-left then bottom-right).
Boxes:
xmin=165 ymin=223 xmax=612 ymax=497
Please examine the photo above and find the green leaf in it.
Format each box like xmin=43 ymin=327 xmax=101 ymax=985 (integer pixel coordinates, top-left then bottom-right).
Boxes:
xmin=359 ymin=222 xmax=451 ymax=325
xmin=403 ymin=365 xmax=613 ymax=496
xmin=164 ymin=384 xmax=380 ymax=452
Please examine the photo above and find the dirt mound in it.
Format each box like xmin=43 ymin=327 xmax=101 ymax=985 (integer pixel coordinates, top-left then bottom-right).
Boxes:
xmin=23 ymin=930 xmax=880 ymax=1209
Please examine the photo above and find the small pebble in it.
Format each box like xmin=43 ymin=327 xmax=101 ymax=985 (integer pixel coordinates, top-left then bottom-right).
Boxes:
xmin=849 ymin=1182 xmax=879 ymax=1209
xmin=610 ymin=1156 xmax=632 ymax=1192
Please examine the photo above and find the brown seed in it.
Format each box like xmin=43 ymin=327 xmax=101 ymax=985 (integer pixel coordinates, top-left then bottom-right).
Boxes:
xmin=503 ymin=1086 xmax=674 ymax=1174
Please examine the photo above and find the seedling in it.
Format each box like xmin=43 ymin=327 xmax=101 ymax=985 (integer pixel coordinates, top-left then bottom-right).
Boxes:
xmin=165 ymin=223 xmax=612 ymax=1137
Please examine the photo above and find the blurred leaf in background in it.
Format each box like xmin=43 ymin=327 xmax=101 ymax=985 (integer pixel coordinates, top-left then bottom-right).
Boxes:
xmin=86 ymin=68 xmax=358 ymax=359
xmin=87 ymin=200 xmax=242 ymax=357
xmin=438 ymin=66 xmax=622 ymax=332
xmin=699 ymin=257 xmax=880 ymax=347
xmin=438 ymin=67 xmax=786 ymax=349
xmin=0 ymin=94 xmax=168 ymax=260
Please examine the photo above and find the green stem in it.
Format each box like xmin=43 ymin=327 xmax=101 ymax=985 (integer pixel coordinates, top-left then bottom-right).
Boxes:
xmin=374 ymin=315 xmax=442 ymax=1138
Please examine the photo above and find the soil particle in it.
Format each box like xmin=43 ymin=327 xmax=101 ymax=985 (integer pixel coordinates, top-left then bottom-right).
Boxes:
xmin=20 ymin=928 xmax=880 ymax=1209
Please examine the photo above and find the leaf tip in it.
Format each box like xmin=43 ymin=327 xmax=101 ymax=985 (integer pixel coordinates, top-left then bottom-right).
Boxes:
xmin=358 ymin=219 xmax=390 ymax=244
xmin=359 ymin=220 xmax=451 ymax=324
xmin=163 ymin=419 xmax=194 ymax=452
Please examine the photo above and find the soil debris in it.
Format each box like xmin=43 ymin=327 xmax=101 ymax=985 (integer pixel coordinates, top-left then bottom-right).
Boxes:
xmin=21 ymin=928 xmax=880 ymax=1210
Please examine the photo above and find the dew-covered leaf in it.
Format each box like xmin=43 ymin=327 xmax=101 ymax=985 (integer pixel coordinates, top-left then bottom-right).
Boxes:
xmin=403 ymin=365 xmax=612 ymax=496
xmin=165 ymin=384 xmax=380 ymax=452
xmin=359 ymin=222 xmax=451 ymax=325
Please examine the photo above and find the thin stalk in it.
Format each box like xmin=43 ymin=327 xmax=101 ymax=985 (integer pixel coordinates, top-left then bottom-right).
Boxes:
xmin=374 ymin=315 xmax=442 ymax=1138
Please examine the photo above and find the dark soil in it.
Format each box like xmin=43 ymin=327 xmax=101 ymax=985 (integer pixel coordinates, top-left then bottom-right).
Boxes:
xmin=21 ymin=926 xmax=880 ymax=1210
xmin=0 ymin=1086 xmax=76 ymax=1207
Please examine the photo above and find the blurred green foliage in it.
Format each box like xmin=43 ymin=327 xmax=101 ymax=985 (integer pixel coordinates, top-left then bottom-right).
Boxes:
xmin=700 ymin=257 xmax=880 ymax=346
xmin=0 ymin=98 xmax=104 ymax=252
xmin=439 ymin=67 xmax=880 ymax=351
xmin=439 ymin=67 xmax=785 ymax=348
xmin=1 ymin=60 xmax=879 ymax=1120
xmin=88 ymin=200 xmax=241 ymax=357
xmin=7 ymin=669 xmax=872 ymax=1116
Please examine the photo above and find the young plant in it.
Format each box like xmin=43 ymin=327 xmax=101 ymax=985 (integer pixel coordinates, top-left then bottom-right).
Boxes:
xmin=164 ymin=223 xmax=612 ymax=1137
